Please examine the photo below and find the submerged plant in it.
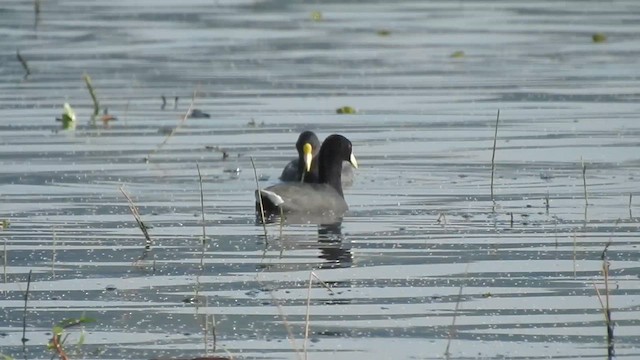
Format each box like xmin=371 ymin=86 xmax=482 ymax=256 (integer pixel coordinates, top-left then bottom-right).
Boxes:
xmin=310 ymin=11 xmax=322 ymax=22
xmin=592 ymin=33 xmax=607 ymax=43
xmin=48 ymin=315 xmax=95 ymax=360
xmin=55 ymin=103 xmax=76 ymax=130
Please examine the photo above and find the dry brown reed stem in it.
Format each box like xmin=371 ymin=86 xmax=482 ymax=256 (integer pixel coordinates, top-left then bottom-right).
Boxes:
xmin=147 ymin=90 xmax=196 ymax=161
xmin=304 ymin=272 xmax=334 ymax=360
xmin=444 ymin=262 xmax=470 ymax=359
xmin=22 ymin=269 xmax=33 ymax=344
xmin=194 ymin=164 xmax=217 ymax=356
xmin=51 ymin=332 xmax=69 ymax=360
xmin=269 ymin=292 xmax=303 ymax=360
xmin=593 ymin=257 xmax=614 ymax=358
xmin=582 ymin=159 xmax=588 ymax=206
xmin=119 ymin=186 xmax=152 ymax=259
xmin=490 ymin=109 xmax=500 ymax=205
xmin=250 ymin=156 xmax=268 ymax=239
xmin=50 ymin=318 xmax=89 ymax=360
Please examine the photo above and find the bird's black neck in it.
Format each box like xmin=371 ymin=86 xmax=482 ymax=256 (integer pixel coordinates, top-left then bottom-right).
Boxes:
xmin=319 ymin=160 xmax=343 ymax=197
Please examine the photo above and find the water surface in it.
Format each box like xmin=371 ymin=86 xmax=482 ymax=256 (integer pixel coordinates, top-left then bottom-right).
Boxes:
xmin=1 ymin=1 xmax=640 ymax=359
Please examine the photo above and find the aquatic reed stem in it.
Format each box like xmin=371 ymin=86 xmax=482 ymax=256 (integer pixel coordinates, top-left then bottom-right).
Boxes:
xmin=270 ymin=292 xmax=303 ymax=360
xmin=444 ymin=263 xmax=470 ymax=359
xmin=196 ymin=162 xmax=207 ymax=269
xmin=545 ymin=191 xmax=550 ymax=214
xmin=210 ymin=314 xmax=217 ymax=354
xmin=52 ymin=227 xmax=57 ymax=277
xmin=593 ymin=243 xmax=615 ymax=359
xmin=123 ymin=99 xmax=130 ymax=127
xmin=22 ymin=269 xmax=33 ymax=344
xmin=147 ymin=90 xmax=195 ymax=162
xmin=119 ymin=186 xmax=153 ymax=262
xmin=250 ymin=156 xmax=268 ymax=240
xmin=16 ymin=50 xmax=31 ymax=80
xmin=582 ymin=159 xmax=588 ymax=206
xmin=304 ymin=272 xmax=333 ymax=360
xmin=3 ymin=239 xmax=7 ymax=284
xmin=490 ymin=110 xmax=500 ymax=205
xmin=82 ymin=73 xmax=100 ymax=116
xmin=601 ymin=242 xmax=614 ymax=359
xmin=193 ymin=162 xmax=207 ymax=305
xmin=34 ymin=0 xmax=41 ymax=28
xmin=572 ymin=232 xmax=577 ymax=279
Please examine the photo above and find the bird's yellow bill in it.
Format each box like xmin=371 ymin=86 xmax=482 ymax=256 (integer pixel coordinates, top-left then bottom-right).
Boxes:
xmin=350 ymin=153 xmax=358 ymax=168
xmin=303 ymin=143 xmax=313 ymax=172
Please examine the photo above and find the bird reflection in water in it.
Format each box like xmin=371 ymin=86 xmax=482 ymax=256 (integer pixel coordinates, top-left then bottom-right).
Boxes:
xmin=317 ymin=220 xmax=353 ymax=269
xmin=255 ymin=218 xmax=353 ymax=271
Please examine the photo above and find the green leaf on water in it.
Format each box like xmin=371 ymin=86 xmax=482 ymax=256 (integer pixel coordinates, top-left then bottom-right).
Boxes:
xmin=377 ymin=29 xmax=391 ymax=36
xmin=57 ymin=316 xmax=96 ymax=330
xmin=336 ymin=106 xmax=357 ymax=114
xmin=1 ymin=219 xmax=9 ymax=229
xmin=592 ymin=33 xmax=607 ymax=43
xmin=310 ymin=10 xmax=322 ymax=22
xmin=450 ymin=50 xmax=465 ymax=58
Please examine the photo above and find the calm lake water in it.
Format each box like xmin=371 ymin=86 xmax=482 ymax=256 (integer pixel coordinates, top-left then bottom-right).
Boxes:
xmin=1 ymin=0 xmax=640 ymax=359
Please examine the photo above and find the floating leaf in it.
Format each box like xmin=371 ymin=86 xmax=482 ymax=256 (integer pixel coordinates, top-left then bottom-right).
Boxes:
xmin=377 ymin=29 xmax=391 ymax=36
xmin=592 ymin=33 xmax=607 ymax=43
xmin=1 ymin=219 xmax=9 ymax=229
xmin=450 ymin=50 xmax=465 ymax=58
xmin=336 ymin=106 xmax=357 ymax=114
xmin=310 ymin=10 xmax=323 ymax=22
